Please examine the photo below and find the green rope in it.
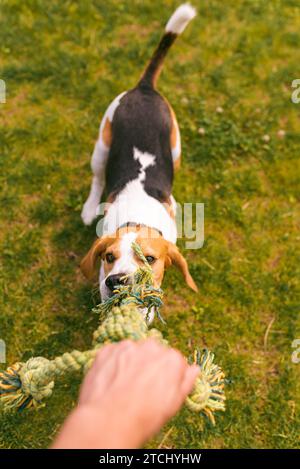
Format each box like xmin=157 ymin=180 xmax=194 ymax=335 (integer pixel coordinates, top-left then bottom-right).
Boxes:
xmin=0 ymin=241 xmax=226 ymax=424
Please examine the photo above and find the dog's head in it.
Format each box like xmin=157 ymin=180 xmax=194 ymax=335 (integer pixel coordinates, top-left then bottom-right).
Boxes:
xmin=80 ymin=226 xmax=197 ymax=300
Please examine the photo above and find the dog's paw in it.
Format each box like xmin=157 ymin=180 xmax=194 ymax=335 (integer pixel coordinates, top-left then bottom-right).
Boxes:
xmin=81 ymin=199 xmax=98 ymax=226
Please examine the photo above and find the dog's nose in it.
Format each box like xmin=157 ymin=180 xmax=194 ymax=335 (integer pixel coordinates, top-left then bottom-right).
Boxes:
xmin=105 ymin=273 xmax=128 ymax=292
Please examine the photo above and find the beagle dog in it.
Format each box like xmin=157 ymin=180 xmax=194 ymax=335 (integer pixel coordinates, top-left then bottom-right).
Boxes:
xmin=81 ymin=4 xmax=198 ymax=312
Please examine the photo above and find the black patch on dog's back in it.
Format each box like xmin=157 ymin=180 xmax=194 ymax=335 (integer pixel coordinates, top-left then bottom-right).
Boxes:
xmin=105 ymin=86 xmax=174 ymax=202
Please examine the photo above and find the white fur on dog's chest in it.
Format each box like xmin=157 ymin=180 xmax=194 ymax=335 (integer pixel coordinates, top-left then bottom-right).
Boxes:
xmin=103 ymin=182 xmax=177 ymax=243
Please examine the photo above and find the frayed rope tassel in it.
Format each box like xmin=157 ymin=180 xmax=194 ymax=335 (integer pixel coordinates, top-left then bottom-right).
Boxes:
xmin=0 ymin=243 xmax=226 ymax=424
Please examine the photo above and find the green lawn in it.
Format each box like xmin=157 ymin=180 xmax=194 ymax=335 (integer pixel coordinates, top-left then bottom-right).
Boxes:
xmin=0 ymin=0 xmax=299 ymax=448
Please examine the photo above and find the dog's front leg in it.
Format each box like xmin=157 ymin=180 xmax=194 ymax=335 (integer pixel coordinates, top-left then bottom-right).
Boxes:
xmin=81 ymin=138 xmax=109 ymax=226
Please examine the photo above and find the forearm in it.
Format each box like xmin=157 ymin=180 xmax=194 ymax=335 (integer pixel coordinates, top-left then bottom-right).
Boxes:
xmin=51 ymin=405 xmax=144 ymax=449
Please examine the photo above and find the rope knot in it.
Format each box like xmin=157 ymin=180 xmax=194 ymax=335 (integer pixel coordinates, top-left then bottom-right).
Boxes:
xmin=20 ymin=357 xmax=54 ymax=403
xmin=93 ymin=305 xmax=148 ymax=345
xmin=185 ymin=350 xmax=226 ymax=425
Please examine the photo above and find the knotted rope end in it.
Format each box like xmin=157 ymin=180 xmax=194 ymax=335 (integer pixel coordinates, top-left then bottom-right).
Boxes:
xmin=186 ymin=349 xmax=226 ymax=425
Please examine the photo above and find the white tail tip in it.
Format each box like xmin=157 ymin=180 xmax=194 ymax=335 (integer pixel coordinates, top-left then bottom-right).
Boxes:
xmin=165 ymin=3 xmax=196 ymax=35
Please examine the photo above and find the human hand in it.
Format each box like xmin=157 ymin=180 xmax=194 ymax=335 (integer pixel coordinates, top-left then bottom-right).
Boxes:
xmin=52 ymin=339 xmax=199 ymax=449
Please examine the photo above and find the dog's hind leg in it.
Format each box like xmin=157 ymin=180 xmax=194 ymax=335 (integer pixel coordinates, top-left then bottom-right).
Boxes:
xmin=81 ymin=92 xmax=126 ymax=226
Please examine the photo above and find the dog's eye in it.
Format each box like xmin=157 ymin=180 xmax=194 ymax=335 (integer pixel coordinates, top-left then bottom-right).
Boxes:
xmin=145 ymin=255 xmax=156 ymax=264
xmin=105 ymin=253 xmax=115 ymax=264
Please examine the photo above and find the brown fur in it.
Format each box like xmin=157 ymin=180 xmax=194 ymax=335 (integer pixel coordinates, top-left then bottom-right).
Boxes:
xmin=80 ymin=226 xmax=197 ymax=292
xmin=102 ymin=118 xmax=112 ymax=146
xmin=139 ymin=32 xmax=177 ymax=88
xmin=162 ymin=198 xmax=176 ymax=220
xmin=165 ymin=99 xmax=181 ymax=171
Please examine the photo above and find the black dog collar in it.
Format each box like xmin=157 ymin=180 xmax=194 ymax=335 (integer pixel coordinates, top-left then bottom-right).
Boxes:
xmin=118 ymin=222 xmax=163 ymax=237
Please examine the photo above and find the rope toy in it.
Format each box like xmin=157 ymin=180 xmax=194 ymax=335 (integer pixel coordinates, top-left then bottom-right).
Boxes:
xmin=0 ymin=242 xmax=226 ymax=424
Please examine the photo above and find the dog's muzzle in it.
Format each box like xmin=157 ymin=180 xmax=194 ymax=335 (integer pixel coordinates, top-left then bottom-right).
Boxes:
xmin=105 ymin=273 xmax=131 ymax=295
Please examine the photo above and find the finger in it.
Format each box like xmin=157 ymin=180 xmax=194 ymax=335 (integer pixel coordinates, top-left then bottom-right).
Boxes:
xmin=150 ymin=351 xmax=191 ymax=415
xmin=113 ymin=339 xmax=168 ymax=378
xmin=161 ymin=348 xmax=188 ymax=379
xmin=94 ymin=343 xmax=118 ymax=368
xmin=78 ymin=344 xmax=116 ymax=399
xmin=94 ymin=339 xmax=136 ymax=364
xmin=81 ymin=343 xmax=118 ymax=388
xmin=109 ymin=340 xmax=154 ymax=385
xmin=180 ymin=365 xmax=200 ymax=398
xmin=92 ymin=340 xmax=135 ymax=386
xmin=79 ymin=341 xmax=135 ymax=404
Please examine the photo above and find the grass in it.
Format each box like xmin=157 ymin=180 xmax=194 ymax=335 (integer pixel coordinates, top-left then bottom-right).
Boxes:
xmin=0 ymin=0 xmax=299 ymax=449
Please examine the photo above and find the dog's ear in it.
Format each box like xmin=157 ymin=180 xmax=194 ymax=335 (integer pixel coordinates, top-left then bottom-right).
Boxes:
xmin=80 ymin=236 xmax=112 ymax=280
xmin=165 ymin=242 xmax=198 ymax=292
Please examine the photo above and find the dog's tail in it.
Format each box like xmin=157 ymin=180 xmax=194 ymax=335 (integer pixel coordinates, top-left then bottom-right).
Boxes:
xmin=138 ymin=3 xmax=196 ymax=89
